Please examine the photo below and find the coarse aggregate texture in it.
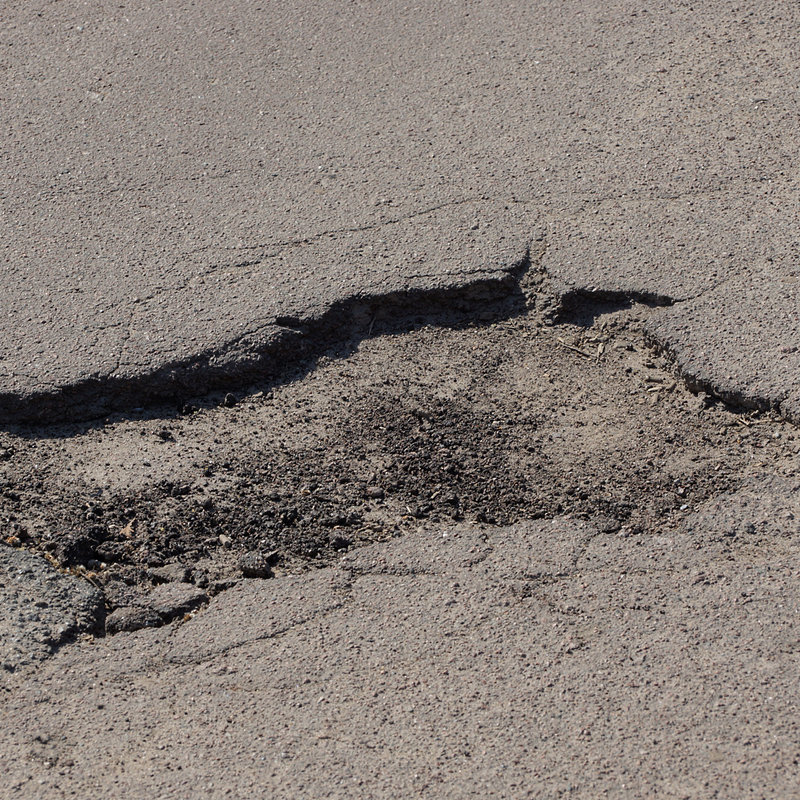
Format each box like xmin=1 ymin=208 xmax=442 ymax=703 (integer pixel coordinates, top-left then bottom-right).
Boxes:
xmin=4 ymin=2 xmax=800 ymax=796
xmin=0 ymin=545 xmax=104 ymax=676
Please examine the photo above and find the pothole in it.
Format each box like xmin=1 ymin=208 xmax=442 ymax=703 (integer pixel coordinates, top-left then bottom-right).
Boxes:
xmin=0 ymin=289 xmax=796 ymax=636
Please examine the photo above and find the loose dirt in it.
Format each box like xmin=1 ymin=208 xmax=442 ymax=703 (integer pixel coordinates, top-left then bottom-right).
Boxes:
xmin=1 ymin=282 xmax=796 ymax=630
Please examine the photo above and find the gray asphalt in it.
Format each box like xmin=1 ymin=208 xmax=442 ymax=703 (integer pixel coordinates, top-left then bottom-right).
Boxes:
xmin=0 ymin=545 xmax=103 ymax=672
xmin=3 ymin=0 xmax=799 ymax=420
xmin=4 ymin=491 xmax=800 ymax=798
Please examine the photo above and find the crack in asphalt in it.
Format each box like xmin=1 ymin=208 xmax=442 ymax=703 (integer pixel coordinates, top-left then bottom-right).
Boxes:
xmin=543 ymin=272 xmax=796 ymax=418
xmin=572 ymin=175 xmax=789 ymax=212
xmin=164 ymin=592 xmax=354 ymax=670
xmin=0 ymin=247 xmax=533 ymax=426
xmin=2 ymin=210 xmax=792 ymax=429
xmin=216 ymin=196 xmax=499 ymax=257
xmin=157 ymin=545 xmax=690 ymax=672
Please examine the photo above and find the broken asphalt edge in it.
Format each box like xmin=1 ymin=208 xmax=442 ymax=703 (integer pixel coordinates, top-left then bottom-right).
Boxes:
xmin=2 ymin=240 xmax=792 ymax=428
xmin=0 ymin=255 xmax=534 ymax=427
xmin=553 ymin=283 xmax=797 ymax=424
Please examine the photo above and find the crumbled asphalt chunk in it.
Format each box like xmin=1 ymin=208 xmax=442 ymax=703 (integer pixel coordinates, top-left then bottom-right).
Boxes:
xmin=147 ymin=583 xmax=208 ymax=621
xmin=105 ymin=606 xmax=162 ymax=635
xmin=211 ymin=579 xmax=239 ymax=594
xmin=149 ymin=564 xmax=191 ymax=584
xmin=95 ymin=541 xmax=129 ymax=564
xmin=0 ymin=545 xmax=104 ymax=671
xmin=145 ymin=551 xmax=165 ymax=567
xmin=101 ymin=580 xmax=148 ymax=610
xmin=239 ymin=552 xmax=274 ymax=579
xmin=192 ymin=570 xmax=209 ymax=589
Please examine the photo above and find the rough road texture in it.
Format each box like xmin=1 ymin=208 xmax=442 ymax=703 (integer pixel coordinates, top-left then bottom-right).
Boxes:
xmin=2 ymin=291 xmax=799 ymax=796
xmin=4 ymin=296 xmax=794 ymax=615
xmin=3 ymin=0 xmax=800 ymax=421
xmin=3 ymin=508 xmax=800 ymax=798
xmin=3 ymin=1 xmax=800 ymax=797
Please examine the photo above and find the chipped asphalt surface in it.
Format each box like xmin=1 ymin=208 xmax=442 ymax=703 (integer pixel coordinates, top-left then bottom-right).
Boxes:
xmin=3 ymin=1 xmax=800 ymax=796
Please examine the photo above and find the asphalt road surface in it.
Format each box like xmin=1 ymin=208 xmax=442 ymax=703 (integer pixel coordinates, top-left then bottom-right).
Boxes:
xmin=3 ymin=0 xmax=799 ymax=421
xmin=2 ymin=1 xmax=800 ymax=797
xmin=4 ymin=505 xmax=800 ymax=798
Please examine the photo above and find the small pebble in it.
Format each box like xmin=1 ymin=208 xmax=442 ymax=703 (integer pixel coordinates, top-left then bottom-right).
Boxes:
xmin=240 ymin=552 xmax=274 ymax=579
